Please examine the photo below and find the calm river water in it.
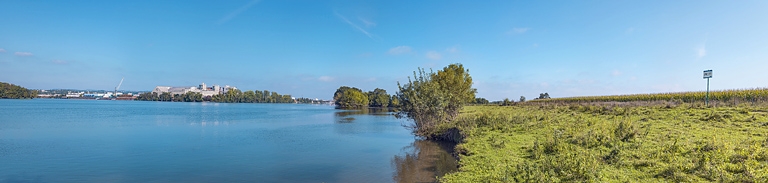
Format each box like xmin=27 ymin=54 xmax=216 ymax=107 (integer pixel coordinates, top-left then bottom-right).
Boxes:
xmin=0 ymin=99 xmax=456 ymax=183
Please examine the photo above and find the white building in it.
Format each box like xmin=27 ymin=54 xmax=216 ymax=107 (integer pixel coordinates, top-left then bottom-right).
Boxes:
xmin=65 ymin=92 xmax=84 ymax=98
xmin=152 ymin=82 xmax=236 ymax=97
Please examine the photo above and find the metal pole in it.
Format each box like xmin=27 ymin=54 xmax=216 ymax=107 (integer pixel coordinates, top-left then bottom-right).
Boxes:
xmin=706 ymin=78 xmax=710 ymax=106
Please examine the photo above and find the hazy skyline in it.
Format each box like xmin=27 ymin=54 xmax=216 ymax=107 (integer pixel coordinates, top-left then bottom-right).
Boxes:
xmin=1 ymin=1 xmax=767 ymax=101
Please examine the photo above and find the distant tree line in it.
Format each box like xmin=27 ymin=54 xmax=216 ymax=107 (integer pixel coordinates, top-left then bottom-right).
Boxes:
xmin=136 ymin=89 xmax=295 ymax=103
xmin=472 ymin=97 xmax=516 ymax=106
xmin=0 ymin=82 xmax=37 ymax=99
xmin=476 ymin=93 xmax=544 ymax=106
xmin=333 ymin=86 xmax=400 ymax=109
xmin=474 ymin=98 xmax=490 ymax=104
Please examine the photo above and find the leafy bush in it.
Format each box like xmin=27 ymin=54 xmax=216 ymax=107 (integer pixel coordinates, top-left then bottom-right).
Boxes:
xmin=396 ymin=63 xmax=476 ymax=137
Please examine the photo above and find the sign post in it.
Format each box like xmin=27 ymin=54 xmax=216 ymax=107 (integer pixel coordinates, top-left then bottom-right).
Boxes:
xmin=703 ymin=70 xmax=713 ymax=106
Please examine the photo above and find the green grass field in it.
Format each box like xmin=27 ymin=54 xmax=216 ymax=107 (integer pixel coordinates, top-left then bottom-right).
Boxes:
xmin=528 ymin=88 xmax=768 ymax=105
xmin=439 ymin=104 xmax=768 ymax=182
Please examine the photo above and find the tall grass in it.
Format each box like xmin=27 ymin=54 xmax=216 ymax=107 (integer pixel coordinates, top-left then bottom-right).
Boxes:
xmin=528 ymin=88 xmax=768 ymax=105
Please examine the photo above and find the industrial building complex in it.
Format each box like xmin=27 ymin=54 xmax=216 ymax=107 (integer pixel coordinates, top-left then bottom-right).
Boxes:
xmin=151 ymin=83 xmax=238 ymax=97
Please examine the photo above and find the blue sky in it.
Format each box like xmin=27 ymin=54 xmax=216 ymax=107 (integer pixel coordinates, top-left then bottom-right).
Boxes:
xmin=1 ymin=1 xmax=767 ymax=101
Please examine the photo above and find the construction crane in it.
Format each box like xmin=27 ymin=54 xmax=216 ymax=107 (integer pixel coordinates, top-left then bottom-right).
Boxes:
xmin=114 ymin=77 xmax=124 ymax=98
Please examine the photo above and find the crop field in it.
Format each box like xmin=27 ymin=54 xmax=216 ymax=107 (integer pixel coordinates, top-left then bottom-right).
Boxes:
xmin=528 ymin=88 xmax=768 ymax=105
xmin=440 ymin=104 xmax=768 ymax=182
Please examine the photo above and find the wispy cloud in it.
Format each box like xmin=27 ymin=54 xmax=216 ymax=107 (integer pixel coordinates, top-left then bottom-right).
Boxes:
xmin=52 ymin=59 xmax=68 ymax=65
xmin=696 ymin=43 xmax=707 ymax=58
xmin=388 ymin=46 xmax=412 ymax=55
xmin=14 ymin=52 xmax=33 ymax=56
xmin=335 ymin=11 xmax=375 ymax=39
xmin=218 ymin=0 xmax=260 ymax=24
xmin=0 ymin=48 xmax=6 ymax=53
xmin=318 ymin=76 xmax=335 ymax=82
xmin=426 ymin=51 xmax=442 ymax=60
xmin=358 ymin=17 xmax=376 ymax=28
xmin=507 ymin=27 xmax=530 ymax=34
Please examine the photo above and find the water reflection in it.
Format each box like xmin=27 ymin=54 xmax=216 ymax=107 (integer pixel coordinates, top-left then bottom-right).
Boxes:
xmin=338 ymin=117 xmax=355 ymax=123
xmin=333 ymin=108 xmax=392 ymax=135
xmin=334 ymin=108 xmax=393 ymax=117
xmin=392 ymin=140 xmax=459 ymax=183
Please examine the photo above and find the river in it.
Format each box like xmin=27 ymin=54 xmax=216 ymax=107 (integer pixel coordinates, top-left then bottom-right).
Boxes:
xmin=0 ymin=99 xmax=456 ymax=183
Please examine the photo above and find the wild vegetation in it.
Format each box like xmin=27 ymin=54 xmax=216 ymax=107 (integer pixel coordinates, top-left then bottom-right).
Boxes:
xmin=438 ymin=104 xmax=768 ymax=182
xmin=474 ymin=98 xmax=490 ymax=105
xmin=332 ymin=86 xmax=400 ymax=109
xmin=333 ymin=63 xmax=768 ymax=182
xmin=136 ymin=89 xmax=295 ymax=103
xmin=396 ymin=63 xmax=476 ymax=137
xmin=0 ymin=82 xmax=37 ymax=99
xmin=529 ymin=88 xmax=768 ymax=105
xmin=333 ymin=86 xmax=369 ymax=108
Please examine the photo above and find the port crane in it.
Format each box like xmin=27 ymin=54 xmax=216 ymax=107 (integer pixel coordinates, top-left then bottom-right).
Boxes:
xmin=114 ymin=77 xmax=124 ymax=98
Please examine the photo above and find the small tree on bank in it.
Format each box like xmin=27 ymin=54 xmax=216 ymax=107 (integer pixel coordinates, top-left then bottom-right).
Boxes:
xmin=396 ymin=63 xmax=476 ymax=136
xmin=367 ymin=88 xmax=390 ymax=108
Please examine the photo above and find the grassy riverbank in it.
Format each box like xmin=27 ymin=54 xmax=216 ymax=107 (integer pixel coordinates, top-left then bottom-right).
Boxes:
xmin=438 ymin=104 xmax=768 ymax=182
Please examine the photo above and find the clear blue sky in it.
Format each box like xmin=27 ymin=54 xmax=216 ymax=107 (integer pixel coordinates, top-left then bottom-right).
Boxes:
xmin=1 ymin=1 xmax=767 ymax=101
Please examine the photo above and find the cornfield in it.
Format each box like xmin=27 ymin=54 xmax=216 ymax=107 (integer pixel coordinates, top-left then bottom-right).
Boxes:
xmin=528 ymin=88 xmax=768 ymax=104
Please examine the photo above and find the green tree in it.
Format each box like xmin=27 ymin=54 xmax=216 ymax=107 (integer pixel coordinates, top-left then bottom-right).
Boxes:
xmin=225 ymin=89 xmax=243 ymax=102
xmin=281 ymin=95 xmax=293 ymax=103
xmin=432 ymin=64 xmax=476 ymax=118
xmin=334 ymin=86 xmax=369 ymax=108
xmin=389 ymin=94 xmax=400 ymax=108
xmin=172 ymin=94 xmax=183 ymax=102
xmin=183 ymin=92 xmax=202 ymax=102
xmin=368 ymin=88 xmax=390 ymax=108
xmin=474 ymin=98 xmax=490 ymax=105
xmin=0 ymin=82 xmax=37 ymax=99
xmin=396 ymin=63 xmax=476 ymax=136
xmin=270 ymin=92 xmax=279 ymax=103
xmin=519 ymin=96 xmax=526 ymax=102
xmin=334 ymin=86 xmax=352 ymax=102
xmin=137 ymin=92 xmax=159 ymax=101
xmin=262 ymin=90 xmax=269 ymax=102
xmin=537 ymin=92 xmax=550 ymax=99
xmin=243 ymin=90 xmax=256 ymax=103
xmin=159 ymin=92 xmax=172 ymax=101
xmin=254 ymin=90 xmax=264 ymax=103
xmin=501 ymin=98 xmax=514 ymax=106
